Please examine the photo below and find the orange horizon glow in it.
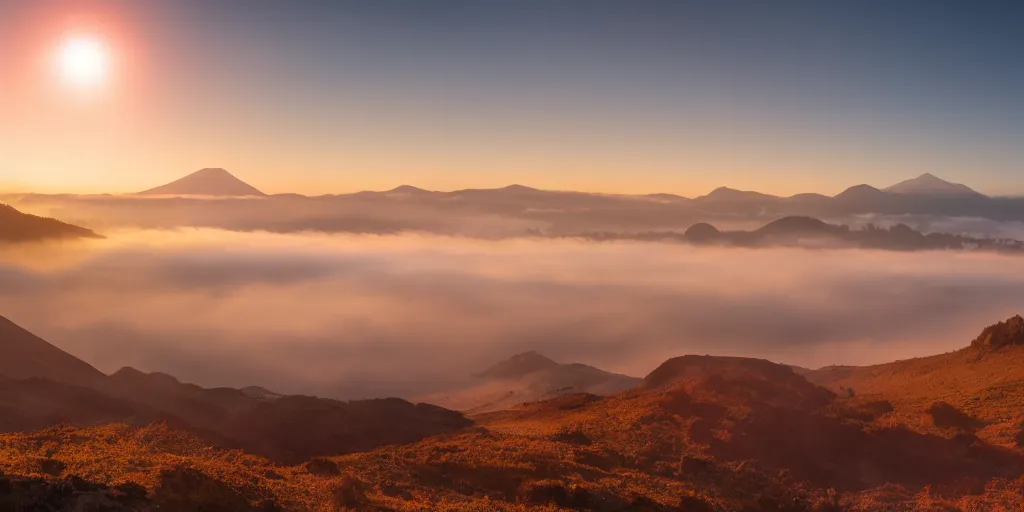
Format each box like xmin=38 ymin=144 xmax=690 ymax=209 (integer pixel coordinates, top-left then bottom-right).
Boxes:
xmin=1 ymin=3 xmax=1019 ymax=200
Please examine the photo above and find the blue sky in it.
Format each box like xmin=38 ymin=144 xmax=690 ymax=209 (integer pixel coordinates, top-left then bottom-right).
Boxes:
xmin=1 ymin=0 xmax=1021 ymax=195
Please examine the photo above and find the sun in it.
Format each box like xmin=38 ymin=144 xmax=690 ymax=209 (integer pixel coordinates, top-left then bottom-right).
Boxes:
xmin=56 ymin=36 xmax=111 ymax=87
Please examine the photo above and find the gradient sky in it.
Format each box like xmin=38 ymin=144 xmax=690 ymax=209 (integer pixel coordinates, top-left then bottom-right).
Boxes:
xmin=1 ymin=0 xmax=1022 ymax=196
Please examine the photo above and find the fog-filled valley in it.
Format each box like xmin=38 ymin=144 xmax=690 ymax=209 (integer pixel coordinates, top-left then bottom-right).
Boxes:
xmin=3 ymin=229 xmax=1023 ymax=401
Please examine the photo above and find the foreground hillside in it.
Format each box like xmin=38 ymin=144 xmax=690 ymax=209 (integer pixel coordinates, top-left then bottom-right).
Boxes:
xmin=4 ymin=354 xmax=1024 ymax=511
xmin=805 ymin=315 xmax=1024 ymax=447
xmin=3 ymin=316 xmax=1024 ymax=510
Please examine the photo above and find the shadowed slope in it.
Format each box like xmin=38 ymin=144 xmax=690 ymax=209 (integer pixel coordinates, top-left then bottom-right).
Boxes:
xmin=0 ymin=316 xmax=105 ymax=387
xmin=0 ymin=204 xmax=101 ymax=242
xmin=0 ymin=317 xmax=473 ymax=464
xmin=99 ymin=368 xmax=474 ymax=464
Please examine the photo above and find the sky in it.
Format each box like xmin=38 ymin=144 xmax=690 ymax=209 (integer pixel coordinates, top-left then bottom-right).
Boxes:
xmin=1 ymin=0 xmax=1022 ymax=196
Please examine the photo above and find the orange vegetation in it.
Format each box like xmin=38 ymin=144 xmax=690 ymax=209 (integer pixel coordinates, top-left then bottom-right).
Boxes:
xmin=5 ymin=317 xmax=1024 ymax=510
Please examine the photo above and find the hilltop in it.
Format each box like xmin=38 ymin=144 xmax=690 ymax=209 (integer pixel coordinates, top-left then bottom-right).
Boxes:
xmin=420 ymin=351 xmax=641 ymax=414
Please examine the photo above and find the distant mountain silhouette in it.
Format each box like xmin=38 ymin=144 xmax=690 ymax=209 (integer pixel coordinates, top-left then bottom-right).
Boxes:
xmin=386 ymin=185 xmax=434 ymax=195
xmin=674 ymin=216 xmax=1024 ymax=252
xmin=575 ymin=216 xmax=1024 ymax=252
xmin=0 ymin=204 xmax=101 ymax=242
xmin=16 ymin=172 xmax=1024 ymax=238
xmin=422 ymin=352 xmax=640 ymax=414
xmin=0 ymin=315 xmax=105 ymax=386
xmin=832 ymin=184 xmax=889 ymax=203
xmin=884 ymin=173 xmax=981 ymax=197
xmin=139 ymin=168 xmax=266 ymax=197
xmin=682 ymin=222 xmax=721 ymax=243
xmin=695 ymin=186 xmax=780 ymax=203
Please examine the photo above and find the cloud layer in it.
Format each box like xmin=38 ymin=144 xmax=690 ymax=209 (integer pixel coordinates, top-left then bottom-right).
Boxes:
xmin=1 ymin=230 xmax=1023 ymax=400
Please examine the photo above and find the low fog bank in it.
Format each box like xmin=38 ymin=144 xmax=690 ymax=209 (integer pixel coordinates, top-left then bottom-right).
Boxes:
xmin=1 ymin=229 xmax=1022 ymax=400
xmin=10 ymin=193 xmax=1024 ymax=243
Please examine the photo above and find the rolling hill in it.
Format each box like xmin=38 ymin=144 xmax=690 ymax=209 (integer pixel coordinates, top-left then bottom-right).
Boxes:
xmin=419 ymin=351 xmax=641 ymax=414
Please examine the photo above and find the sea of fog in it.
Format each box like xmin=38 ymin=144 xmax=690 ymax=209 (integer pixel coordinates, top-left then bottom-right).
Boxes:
xmin=1 ymin=229 xmax=1022 ymax=399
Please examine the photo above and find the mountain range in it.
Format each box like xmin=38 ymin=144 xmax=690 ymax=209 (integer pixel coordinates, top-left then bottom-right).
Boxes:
xmin=8 ymin=171 xmax=1024 ymax=242
xmin=127 ymin=169 xmax=988 ymax=200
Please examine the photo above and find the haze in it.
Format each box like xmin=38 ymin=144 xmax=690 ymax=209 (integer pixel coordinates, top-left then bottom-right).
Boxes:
xmin=0 ymin=230 xmax=1019 ymax=399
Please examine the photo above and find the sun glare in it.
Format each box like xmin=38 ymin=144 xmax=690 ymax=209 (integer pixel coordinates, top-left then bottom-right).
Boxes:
xmin=56 ymin=36 xmax=110 ymax=87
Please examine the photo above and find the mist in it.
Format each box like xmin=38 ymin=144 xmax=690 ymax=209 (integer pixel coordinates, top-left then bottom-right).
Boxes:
xmin=1 ymin=229 xmax=1022 ymax=400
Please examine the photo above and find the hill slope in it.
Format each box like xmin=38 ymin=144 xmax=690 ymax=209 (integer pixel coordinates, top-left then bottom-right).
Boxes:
xmin=805 ymin=314 xmax=1024 ymax=447
xmin=420 ymin=352 xmax=641 ymax=414
xmin=0 ymin=204 xmax=101 ymax=242
xmin=0 ymin=316 xmax=106 ymax=386
xmin=0 ymin=317 xmax=472 ymax=463
xmin=476 ymin=350 xmax=1024 ymax=505
xmin=138 ymin=168 xmax=266 ymax=197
